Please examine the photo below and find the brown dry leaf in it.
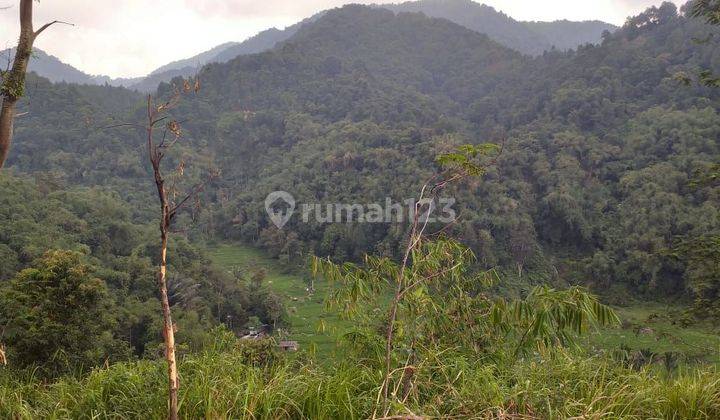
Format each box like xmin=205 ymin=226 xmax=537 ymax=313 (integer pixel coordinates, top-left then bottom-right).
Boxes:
xmin=0 ymin=343 xmax=7 ymax=366
xmin=167 ymin=121 xmax=182 ymax=138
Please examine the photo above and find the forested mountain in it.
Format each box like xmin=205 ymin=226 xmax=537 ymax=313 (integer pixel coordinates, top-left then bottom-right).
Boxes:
xmin=171 ymin=0 xmax=616 ymax=82
xmin=523 ymin=19 xmax=617 ymax=51
xmin=190 ymin=3 xmax=718 ymax=304
xmin=9 ymin=1 xmax=614 ymax=93
xmin=6 ymin=3 xmax=718 ymax=313
xmin=145 ymin=0 xmax=615 ymax=88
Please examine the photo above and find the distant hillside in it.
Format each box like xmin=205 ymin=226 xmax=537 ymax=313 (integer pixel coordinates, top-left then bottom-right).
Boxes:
xmin=129 ymin=29 xmax=298 ymax=92
xmin=1 ymin=48 xmax=98 ymax=85
xmin=148 ymin=42 xmax=240 ymax=76
xmin=137 ymin=14 xmax=325 ymax=91
xmin=212 ymin=27 xmax=297 ymax=63
xmin=524 ymin=20 xmax=616 ymax=51
xmin=125 ymin=66 xmax=198 ymax=92
xmin=381 ymin=0 xmax=616 ymax=55
xmin=0 ymin=47 xmax=145 ymax=88
xmin=4 ymin=0 xmax=615 ymax=92
xmin=160 ymin=0 xmax=615 ymax=84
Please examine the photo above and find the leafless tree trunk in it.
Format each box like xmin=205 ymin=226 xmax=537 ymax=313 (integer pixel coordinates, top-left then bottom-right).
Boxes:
xmin=159 ymin=215 xmax=179 ymax=419
xmin=140 ymin=84 xmax=211 ymax=420
xmin=146 ymin=95 xmax=180 ymax=420
xmin=0 ymin=0 xmax=70 ymax=168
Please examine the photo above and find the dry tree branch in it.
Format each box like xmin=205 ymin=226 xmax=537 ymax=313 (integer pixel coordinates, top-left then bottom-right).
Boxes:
xmin=169 ymin=175 xmax=217 ymax=217
xmin=101 ymin=122 xmax=146 ymax=130
xmin=105 ymin=80 xmax=204 ymax=420
xmin=34 ymin=20 xmax=73 ymax=37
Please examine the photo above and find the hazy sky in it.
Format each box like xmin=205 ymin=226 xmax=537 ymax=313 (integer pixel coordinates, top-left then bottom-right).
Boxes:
xmin=0 ymin=0 xmax=678 ymax=78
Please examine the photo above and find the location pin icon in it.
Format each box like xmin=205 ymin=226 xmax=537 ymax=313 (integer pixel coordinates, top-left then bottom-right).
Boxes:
xmin=265 ymin=191 xmax=296 ymax=229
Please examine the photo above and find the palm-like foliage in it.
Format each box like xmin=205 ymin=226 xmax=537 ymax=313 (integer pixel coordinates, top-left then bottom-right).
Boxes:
xmin=313 ymin=241 xmax=618 ymax=355
xmin=312 ymin=237 xmax=620 ymax=412
xmin=495 ymin=285 xmax=620 ymax=355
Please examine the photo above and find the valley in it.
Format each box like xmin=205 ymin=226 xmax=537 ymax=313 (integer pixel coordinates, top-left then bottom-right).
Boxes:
xmin=209 ymin=243 xmax=720 ymax=366
xmin=208 ymin=244 xmax=344 ymax=357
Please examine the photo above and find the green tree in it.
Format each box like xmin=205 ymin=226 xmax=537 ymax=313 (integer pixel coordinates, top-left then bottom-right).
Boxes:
xmin=0 ymin=0 xmax=70 ymax=168
xmin=0 ymin=250 xmax=127 ymax=374
xmin=676 ymin=235 xmax=720 ymax=318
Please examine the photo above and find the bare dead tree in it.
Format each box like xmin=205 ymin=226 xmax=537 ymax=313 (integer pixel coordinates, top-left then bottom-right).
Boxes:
xmin=0 ymin=0 xmax=72 ymax=168
xmin=140 ymin=79 xmax=215 ymax=420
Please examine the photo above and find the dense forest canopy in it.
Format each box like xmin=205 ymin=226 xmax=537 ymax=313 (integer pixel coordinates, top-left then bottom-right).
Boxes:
xmin=0 ymin=173 xmax=285 ymax=372
xmin=3 ymin=2 xmax=719 ymax=309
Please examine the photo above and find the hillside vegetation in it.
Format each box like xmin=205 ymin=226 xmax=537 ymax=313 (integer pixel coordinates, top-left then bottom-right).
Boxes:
xmin=1 ymin=1 xmax=720 ymax=418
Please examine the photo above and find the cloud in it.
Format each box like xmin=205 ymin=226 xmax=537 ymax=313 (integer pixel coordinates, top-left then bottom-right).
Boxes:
xmin=479 ymin=0 xmax=678 ymax=23
xmin=615 ymin=0 xmax=669 ymax=7
xmin=182 ymin=0 xmax=352 ymax=17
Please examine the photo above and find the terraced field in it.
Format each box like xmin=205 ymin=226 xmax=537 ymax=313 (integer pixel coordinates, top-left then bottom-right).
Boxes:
xmin=207 ymin=244 xmax=354 ymax=357
xmin=209 ymin=243 xmax=720 ymax=366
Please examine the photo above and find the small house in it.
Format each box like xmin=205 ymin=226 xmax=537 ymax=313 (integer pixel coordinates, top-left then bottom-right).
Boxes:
xmin=278 ymin=341 xmax=299 ymax=352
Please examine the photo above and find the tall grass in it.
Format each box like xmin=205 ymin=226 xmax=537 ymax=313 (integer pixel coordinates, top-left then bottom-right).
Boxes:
xmin=1 ymin=350 xmax=719 ymax=419
xmin=0 ymin=351 xmax=377 ymax=419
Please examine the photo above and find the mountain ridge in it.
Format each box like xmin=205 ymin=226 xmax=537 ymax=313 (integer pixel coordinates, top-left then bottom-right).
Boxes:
xmin=6 ymin=0 xmax=615 ymax=92
xmin=381 ymin=0 xmax=616 ymax=55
